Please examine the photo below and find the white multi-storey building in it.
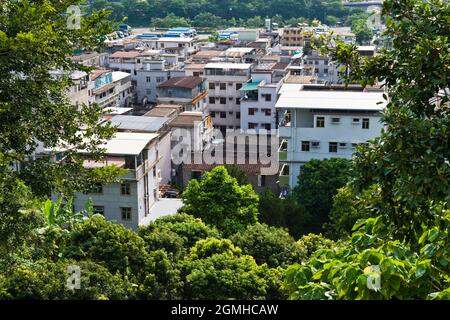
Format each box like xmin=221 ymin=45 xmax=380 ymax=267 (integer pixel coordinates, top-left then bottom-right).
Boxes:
xmin=45 ymin=132 xmax=182 ymax=229
xmin=239 ymin=69 xmax=284 ymax=131
xmin=276 ymin=84 xmax=386 ymax=190
xmin=204 ymin=63 xmax=252 ymax=130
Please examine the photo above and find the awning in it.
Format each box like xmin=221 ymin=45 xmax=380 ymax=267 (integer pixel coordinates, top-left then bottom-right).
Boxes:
xmin=240 ymin=81 xmax=261 ymax=91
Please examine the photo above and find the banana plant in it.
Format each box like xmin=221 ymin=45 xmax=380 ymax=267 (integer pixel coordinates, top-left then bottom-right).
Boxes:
xmin=41 ymin=196 xmax=84 ymax=228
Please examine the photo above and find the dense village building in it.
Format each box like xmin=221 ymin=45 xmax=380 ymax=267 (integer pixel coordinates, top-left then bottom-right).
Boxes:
xmin=204 ymin=63 xmax=253 ymax=130
xmin=276 ymin=84 xmax=386 ymax=191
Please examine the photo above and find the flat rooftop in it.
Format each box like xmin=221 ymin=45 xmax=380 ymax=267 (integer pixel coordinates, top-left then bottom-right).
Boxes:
xmin=109 ymin=115 xmax=169 ymax=132
xmin=103 ymin=132 xmax=159 ymax=156
xmin=204 ymin=62 xmax=253 ymax=70
xmin=276 ymin=84 xmax=386 ymax=111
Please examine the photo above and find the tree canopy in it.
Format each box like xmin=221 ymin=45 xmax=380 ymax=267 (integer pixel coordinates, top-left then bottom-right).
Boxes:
xmin=181 ymin=166 xmax=259 ymax=236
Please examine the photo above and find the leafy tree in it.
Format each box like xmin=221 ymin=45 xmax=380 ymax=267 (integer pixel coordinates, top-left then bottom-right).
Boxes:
xmin=224 ymin=164 xmax=248 ymax=185
xmin=192 ymin=13 xmax=224 ymax=28
xmin=150 ymin=14 xmax=191 ymax=28
xmin=292 ymin=158 xmax=353 ymax=233
xmin=179 ymin=238 xmax=283 ymax=299
xmin=325 ymin=185 xmax=382 ymax=240
xmin=0 ymin=259 xmax=134 ymax=300
xmin=138 ymin=250 xmax=183 ymax=300
xmin=138 ymin=213 xmax=220 ymax=260
xmin=0 ymin=0 xmax=122 ymax=197
xmin=258 ymin=190 xmax=311 ymax=238
xmin=181 ymin=166 xmax=259 ymax=236
xmin=231 ymin=223 xmax=305 ymax=268
xmin=64 ymin=215 xmax=149 ymax=278
xmin=296 ymin=233 xmax=335 ymax=260
xmin=351 ymin=19 xmax=373 ymax=44
xmin=284 ymin=206 xmax=450 ymax=300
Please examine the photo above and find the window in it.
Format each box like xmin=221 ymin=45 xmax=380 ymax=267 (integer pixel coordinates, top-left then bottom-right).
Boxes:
xmin=220 ymin=112 xmax=226 ymax=118
xmin=316 ymin=116 xmax=325 ymax=128
xmin=301 ymin=141 xmax=310 ymax=152
xmin=209 ymin=82 xmax=215 ymax=90
xmin=236 ymin=112 xmax=241 ymax=119
xmin=220 ymin=83 xmax=226 ymax=90
xmin=262 ymin=94 xmax=272 ymax=102
xmin=209 ymin=97 xmax=215 ymax=104
xmin=329 ymin=142 xmax=338 ymax=153
xmin=248 ymin=108 xmax=256 ymax=116
xmin=324 ymin=68 xmax=328 ymax=74
xmin=352 ymin=118 xmax=361 ymax=124
xmin=93 ymin=206 xmax=104 ymax=215
xmin=236 ymin=83 xmax=242 ymax=90
xmin=263 ymin=109 xmax=271 ymax=116
xmin=248 ymin=123 xmax=257 ymax=129
xmin=146 ymin=76 xmax=151 ymax=83
xmin=91 ymin=183 xmax=103 ymax=194
xmin=156 ymin=76 xmax=164 ymax=83
xmin=146 ymin=89 xmax=151 ymax=95
xmin=263 ymin=123 xmax=271 ymax=130
xmin=331 ymin=117 xmax=341 ymax=124
xmin=121 ymin=207 xmax=132 ymax=221
xmin=121 ymin=183 xmax=131 ymax=195
xmin=210 ymin=111 xmax=216 ymax=118
xmin=362 ymin=118 xmax=370 ymax=129
xmin=220 ymin=97 xmax=226 ymax=104
xmin=236 ymin=98 xmax=241 ymax=105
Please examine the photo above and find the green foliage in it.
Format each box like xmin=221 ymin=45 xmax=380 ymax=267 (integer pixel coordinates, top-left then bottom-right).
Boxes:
xmin=63 ymin=215 xmax=149 ymax=278
xmin=258 ymin=190 xmax=311 ymax=239
xmin=0 ymin=259 xmax=134 ymax=300
xmin=351 ymin=19 xmax=373 ymax=44
xmin=138 ymin=249 xmax=183 ymax=300
xmin=91 ymin=0 xmax=349 ymax=27
xmin=179 ymin=238 xmax=283 ymax=299
xmin=0 ymin=160 xmax=43 ymax=262
xmin=0 ymin=1 xmax=119 ymax=196
xmin=138 ymin=213 xmax=220 ymax=260
xmin=284 ymin=205 xmax=450 ymax=300
xmin=292 ymin=158 xmax=353 ymax=233
xmin=325 ymin=185 xmax=382 ymax=240
xmin=181 ymin=166 xmax=259 ymax=236
xmin=231 ymin=223 xmax=304 ymax=268
xmin=296 ymin=234 xmax=335 ymax=260
xmin=223 ymin=164 xmax=248 ymax=185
